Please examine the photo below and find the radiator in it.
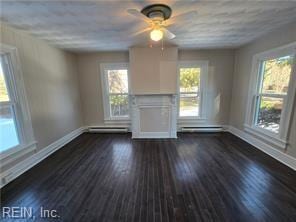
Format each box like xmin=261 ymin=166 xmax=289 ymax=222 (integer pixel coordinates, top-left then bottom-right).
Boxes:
xmin=180 ymin=127 xmax=223 ymax=132
xmin=88 ymin=127 xmax=129 ymax=133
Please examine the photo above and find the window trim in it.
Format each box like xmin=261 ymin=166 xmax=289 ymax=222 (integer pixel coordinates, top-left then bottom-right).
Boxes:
xmin=0 ymin=43 xmax=36 ymax=160
xmin=245 ymin=42 xmax=296 ymax=149
xmin=100 ymin=62 xmax=130 ymax=121
xmin=177 ymin=60 xmax=208 ymax=120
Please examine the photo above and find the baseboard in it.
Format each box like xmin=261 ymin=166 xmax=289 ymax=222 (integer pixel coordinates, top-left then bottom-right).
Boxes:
xmin=88 ymin=126 xmax=129 ymax=133
xmin=180 ymin=126 xmax=224 ymax=132
xmin=87 ymin=125 xmax=227 ymax=133
xmin=87 ymin=125 xmax=131 ymax=132
xmin=0 ymin=127 xmax=87 ymax=188
xmin=2 ymin=125 xmax=294 ymax=188
xmin=177 ymin=125 xmax=228 ymax=132
xmin=227 ymin=126 xmax=296 ymax=171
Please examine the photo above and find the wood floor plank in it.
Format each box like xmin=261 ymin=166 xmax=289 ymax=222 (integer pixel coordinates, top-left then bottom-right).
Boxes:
xmin=1 ymin=132 xmax=296 ymax=222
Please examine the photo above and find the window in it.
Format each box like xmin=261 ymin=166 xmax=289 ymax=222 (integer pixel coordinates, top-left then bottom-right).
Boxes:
xmin=255 ymin=55 xmax=293 ymax=133
xmin=179 ymin=67 xmax=200 ymax=117
xmin=0 ymin=55 xmax=19 ymax=151
xmin=245 ymin=43 xmax=296 ymax=148
xmin=178 ymin=61 xmax=208 ymax=119
xmin=100 ymin=63 xmax=129 ymax=120
xmin=0 ymin=44 xmax=35 ymax=157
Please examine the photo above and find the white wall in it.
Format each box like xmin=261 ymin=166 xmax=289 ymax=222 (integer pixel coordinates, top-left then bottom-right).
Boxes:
xmin=1 ymin=19 xmax=295 ymax=184
xmin=129 ymin=47 xmax=178 ymax=94
xmin=77 ymin=51 xmax=129 ymax=126
xmin=230 ymin=22 xmax=296 ymax=158
xmin=179 ymin=49 xmax=235 ymax=125
xmin=0 ymin=24 xmax=83 ymax=170
xmin=77 ymin=49 xmax=235 ymax=127
xmin=1 ymin=19 xmax=295 ymax=176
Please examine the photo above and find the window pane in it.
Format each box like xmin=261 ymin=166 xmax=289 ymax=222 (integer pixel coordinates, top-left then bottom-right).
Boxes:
xmin=256 ymin=96 xmax=283 ymax=133
xmin=261 ymin=55 xmax=294 ymax=95
xmin=107 ymin=69 xmax=128 ymax=93
xmin=179 ymin=93 xmax=199 ymax=117
xmin=110 ymin=95 xmax=129 ymax=117
xmin=0 ymin=106 xmax=19 ymax=152
xmin=179 ymin=68 xmax=200 ymax=92
xmin=0 ymin=57 xmax=10 ymax=102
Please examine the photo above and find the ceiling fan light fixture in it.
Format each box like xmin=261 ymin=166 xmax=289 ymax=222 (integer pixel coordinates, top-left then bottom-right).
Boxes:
xmin=150 ymin=29 xmax=163 ymax=41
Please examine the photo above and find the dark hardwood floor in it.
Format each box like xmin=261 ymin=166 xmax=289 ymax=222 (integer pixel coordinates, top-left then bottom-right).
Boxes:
xmin=1 ymin=132 xmax=296 ymax=221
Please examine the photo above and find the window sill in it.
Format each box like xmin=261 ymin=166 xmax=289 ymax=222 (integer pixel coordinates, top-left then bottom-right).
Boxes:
xmin=0 ymin=141 xmax=37 ymax=167
xmin=244 ymin=124 xmax=287 ymax=149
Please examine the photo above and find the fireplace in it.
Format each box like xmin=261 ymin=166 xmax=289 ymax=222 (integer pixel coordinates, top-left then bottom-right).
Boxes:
xmin=131 ymin=94 xmax=177 ymax=138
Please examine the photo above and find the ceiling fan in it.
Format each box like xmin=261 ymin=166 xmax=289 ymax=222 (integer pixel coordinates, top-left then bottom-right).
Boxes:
xmin=127 ymin=4 xmax=197 ymax=42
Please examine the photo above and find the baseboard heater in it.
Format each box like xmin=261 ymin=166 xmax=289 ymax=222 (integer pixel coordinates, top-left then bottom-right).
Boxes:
xmin=88 ymin=126 xmax=129 ymax=133
xmin=180 ymin=126 xmax=224 ymax=132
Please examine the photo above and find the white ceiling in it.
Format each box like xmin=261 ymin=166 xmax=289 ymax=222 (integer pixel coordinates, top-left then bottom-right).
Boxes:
xmin=1 ymin=1 xmax=296 ymax=52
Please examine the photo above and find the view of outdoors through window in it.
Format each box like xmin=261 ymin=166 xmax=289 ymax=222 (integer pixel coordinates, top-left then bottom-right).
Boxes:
xmin=179 ymin=67 xmax=200 ymax=117
xmin=256 ymin=55 xmax=294 ymax=133
xmin=107 ymin=69 xmax=129 ymax=117
xmin=0 ymin=56 xmax=19 ymax=152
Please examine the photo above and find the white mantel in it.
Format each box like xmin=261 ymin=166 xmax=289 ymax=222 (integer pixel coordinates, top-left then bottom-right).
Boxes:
xmin=131 ymin=94 xmax=177 ymax=138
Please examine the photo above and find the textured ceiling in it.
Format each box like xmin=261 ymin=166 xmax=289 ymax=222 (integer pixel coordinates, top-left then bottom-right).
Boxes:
xmin=1 ymin=1 xmax=296 ymax=52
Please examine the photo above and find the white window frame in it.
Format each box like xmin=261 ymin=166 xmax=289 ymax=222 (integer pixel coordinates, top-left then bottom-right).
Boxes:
xmin=177 ymin=60 xmax=208 ymax=120
xmin=244 ymin=42 xmax=296 ymax=149
xmin=0 ymin=44 xmax=36 ymax=162
xmin=100 ymin=63 xmax=130 ymax=121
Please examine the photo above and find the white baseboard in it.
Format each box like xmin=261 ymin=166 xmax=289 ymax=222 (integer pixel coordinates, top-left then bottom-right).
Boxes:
xmin=227 ymin=126 xmax=296 ymax=171
xmin=179 ymin=126 xmax=225 ymax=132
xmin=0 ymin=127 xmax=86 ymax=188
xmin=87 ymin=125 xmax=131 ymax=132
xmin=88 ymin=127 xmax=128 ymax=133
xmin=1 ymin=125 xmax=294 ymax=188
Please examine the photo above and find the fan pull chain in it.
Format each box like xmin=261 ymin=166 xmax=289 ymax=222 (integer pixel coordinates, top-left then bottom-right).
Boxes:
xmin=149 ymin=38 xmax=153 ymax=48
xmin=161 ymin=38 xmax=164 ymax=51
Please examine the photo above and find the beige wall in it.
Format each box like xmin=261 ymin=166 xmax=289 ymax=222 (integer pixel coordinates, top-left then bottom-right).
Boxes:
xmin=1 ymin=20 xmax=294 ymax=172
xmin=77 ymin=51 xmax=129 ymax=126
xmin=230 ymin=22 xmax=296 ymax=157
xmin=179 ymin=49 xmax=235 ymax=125
xmin=0 ymin=24 xmax=83 ymax=153
xmin=77 ymin=49 xmax=235 ymax=126
xmin=129 ymin=47 xmax=178 ymax=94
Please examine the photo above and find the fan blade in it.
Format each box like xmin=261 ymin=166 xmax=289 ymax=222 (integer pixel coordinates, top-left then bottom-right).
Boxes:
xmin=131 ymin=27 xmax=152 ymax=37
xmin=162 ymin=28 xmax=176 ymax=40
xmin=127 ymin=9 xmax=152 ymax=24
xmin=164 ymin=11 xmax=197 ymax=27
